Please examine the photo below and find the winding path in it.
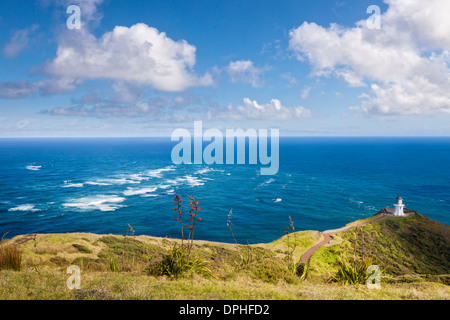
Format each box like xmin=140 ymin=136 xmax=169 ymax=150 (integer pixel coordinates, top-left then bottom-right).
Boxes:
xmin=299 ymin=214 xmax=387 ymax=264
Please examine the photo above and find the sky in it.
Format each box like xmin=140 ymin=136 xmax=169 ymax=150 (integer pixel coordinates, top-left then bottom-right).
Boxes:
xmin=0 ymin=0 xmax=450 ymax=137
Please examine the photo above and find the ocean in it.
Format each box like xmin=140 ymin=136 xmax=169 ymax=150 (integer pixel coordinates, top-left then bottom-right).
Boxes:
xmin=0 ymin=137 xmax=449 ymax=244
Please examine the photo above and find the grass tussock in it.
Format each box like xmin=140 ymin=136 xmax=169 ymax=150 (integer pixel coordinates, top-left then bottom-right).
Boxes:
xmin=0 ymin=245 xmax=22 ymax=271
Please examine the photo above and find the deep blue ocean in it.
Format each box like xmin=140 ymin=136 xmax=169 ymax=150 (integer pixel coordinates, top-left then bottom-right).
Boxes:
xmin=0 ymin=137 xmax=449 ymax=244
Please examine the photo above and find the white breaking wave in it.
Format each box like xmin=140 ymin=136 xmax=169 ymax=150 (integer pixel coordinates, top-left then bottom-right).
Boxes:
xmin=26 ymin=165 xmax=41 ymax=171
xmin=63 ymin=195 xmax=126 ymax=212
xmin=84 ymin=181 xmax=112 ymax=186
xmin=128 ymin=174 xmax=149 ymax=182
xmin=167 ymin=175 xmax=205 ymax=187
xmin=195 ymin=167 xmax=225 ymax=175
xmin=62 ymin=182 xmax=84 ymax=188
xmin=95 ymin=178 xmax=141 ymax=185
xmin=123 ymin=187 xmax=157 ymax=196
xmin=146 ymin=166 xmax=175 ymax=177
xmin=8 ymin=204 xmax=41 ymax=212
xmin=141 ymin=194 xmax=158 ymax=197
xmin=258 ymin=178 xmax=275 ymax=188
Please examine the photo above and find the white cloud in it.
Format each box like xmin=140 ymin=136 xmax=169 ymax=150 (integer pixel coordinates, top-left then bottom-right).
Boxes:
xmin=44 ymin=23 xmax=213 ymax=92
xmin=0 ymin=77 xmax=82 ymax=98
xmin=225 ymin=60 xmax=267 ymax=88
xmin=288 ymin=0 xmax=450 ymax=116
xmin=3 ymin=25 xmax=38 ymax=58
xmin=0 ymin=80 xmax=42 ymax=98
xmin=300 ymin=86 xmax=311 ymax=99
xmin=213 ymin=98 xmax=312 ymax=121
xmin=44 ymin=101 xmax=159 ymax=118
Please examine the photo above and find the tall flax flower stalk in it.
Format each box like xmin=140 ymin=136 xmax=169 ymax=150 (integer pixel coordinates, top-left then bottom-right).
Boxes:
xmin=172 ymin=195 xmax=202 ymax=261
xmin=173 ymin=195 xmax=185 ymax=246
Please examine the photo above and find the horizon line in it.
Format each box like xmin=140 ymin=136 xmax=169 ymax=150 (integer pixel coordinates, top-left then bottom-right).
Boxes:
xmin=1 ymin=135 xmax=450 ymax=139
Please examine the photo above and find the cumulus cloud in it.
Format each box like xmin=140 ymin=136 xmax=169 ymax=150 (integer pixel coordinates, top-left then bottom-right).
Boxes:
xmin=225 ymin=60 xmax=268 ymax=88
xmin=1 ymin=1 xmax=213 ymax=99
xmin=288 ymin=0 xmax=450 ymax=116
xmin=44 ymin=23 xmax=213 ymax=92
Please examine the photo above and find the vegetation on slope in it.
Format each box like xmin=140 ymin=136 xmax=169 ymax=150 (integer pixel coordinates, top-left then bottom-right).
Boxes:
xmin=309 ymin=211 xmax=450 ymax=284
xmin=0 ymin=207 xmax=449 ymax=300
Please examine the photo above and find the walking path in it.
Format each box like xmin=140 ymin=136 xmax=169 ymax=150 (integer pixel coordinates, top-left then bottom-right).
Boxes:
xmin=299 ymin=214 xmax=387 ymax=263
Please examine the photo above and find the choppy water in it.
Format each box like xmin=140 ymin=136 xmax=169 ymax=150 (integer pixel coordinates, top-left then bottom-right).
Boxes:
xmin=0 ymin=137 xmax=449 ymax=243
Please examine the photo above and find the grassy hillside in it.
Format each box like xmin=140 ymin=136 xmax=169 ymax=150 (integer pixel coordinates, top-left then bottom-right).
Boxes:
xmin=0 ymin=210 xmax=449 ymax=300
xmin=309 ymin=211 xmax=450 ymax=284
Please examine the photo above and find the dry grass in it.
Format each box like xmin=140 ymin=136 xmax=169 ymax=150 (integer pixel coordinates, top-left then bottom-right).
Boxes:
xmin=0 ymin=245 xmax=22 ymax=271
xmin=0 ymin=268 xmax=449 ymax=300
xmin=0 ymin=224 xmax=448 ymax=300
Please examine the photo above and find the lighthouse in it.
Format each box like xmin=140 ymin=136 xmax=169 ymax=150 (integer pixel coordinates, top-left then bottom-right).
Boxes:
xmin=393 ymin=195 xmax=405 ymax=216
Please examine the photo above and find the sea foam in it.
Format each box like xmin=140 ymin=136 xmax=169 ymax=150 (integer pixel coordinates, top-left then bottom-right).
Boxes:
xmin=26 ymin=165 xmax=41 ymax=171
xmin=8 ymin=204 xmax=41 ymax=212
xmin=63 ymin=195 xmax=126 ymax=212
xmin=123 ymin=187 xmax=157 ymax=196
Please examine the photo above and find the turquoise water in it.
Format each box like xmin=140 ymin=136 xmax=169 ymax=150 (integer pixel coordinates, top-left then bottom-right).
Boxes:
xmin=0 ymin=137 xmax=449 ymax=243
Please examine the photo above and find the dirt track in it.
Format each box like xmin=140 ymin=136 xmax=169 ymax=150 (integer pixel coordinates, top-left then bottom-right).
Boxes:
xmin=299 ymin=214 xmax=387 ymax=263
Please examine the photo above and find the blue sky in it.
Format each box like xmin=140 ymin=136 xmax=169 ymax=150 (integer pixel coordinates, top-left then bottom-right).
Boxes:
xmin=1 ymin=0 xmax=450 ymax=137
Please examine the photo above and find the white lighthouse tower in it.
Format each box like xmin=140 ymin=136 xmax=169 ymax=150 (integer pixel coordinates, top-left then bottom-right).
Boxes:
xmin=393 ymin=195 xmax=405 ymax=216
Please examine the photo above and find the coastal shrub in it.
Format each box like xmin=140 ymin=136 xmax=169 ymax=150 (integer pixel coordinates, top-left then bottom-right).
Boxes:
xmin=148 ymin=194 xmax=209 ymax=277
xmin=328 ymin=256 xmax=375 ymax=285
xmin=146 ymin=245 xmax=211 ymax=278
xmin=108 ymin=257 xmax=121 ymax=272
xmin=296 ymin=259 xmax=312 ymax=280
xmin=0 ymin=245 xmax=22 ymax=271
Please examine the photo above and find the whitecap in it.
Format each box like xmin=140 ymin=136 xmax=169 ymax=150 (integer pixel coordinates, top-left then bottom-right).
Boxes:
xmin=274 ymin=198 xmax=282 ymax=203
xmin=258 ymin=178 xmax=275 ymax=188
xmin=8 ymin=204 xmax=41 ymax=212
xmin=128 ymin=174 xmax=149 ymax=182
xmin=196 ymin=167 xmax=225 ymax=175
xmin=146 ymin=166 xmax=175 ymax=178
xmin=196 ymin=168 xmax=212 ymax=175
xmin=26 ymin=165 xmax=41 ymax=171
xmin=84 ymin=181 xmax=112 ymax=186
xmin=62 ymin=183 xmax=84 ymax=188
xmin=157 ymin=184 xmax=171 ymax=189
xmin=63 ymin=195 xmax=126 ymax=212
xmin=123 ymin=187 xmax=157 ymax=196
xmin=167 ymin=175 xmax=205 ymax=187
xmin=96 ymin=178 xmax=141 ymax=185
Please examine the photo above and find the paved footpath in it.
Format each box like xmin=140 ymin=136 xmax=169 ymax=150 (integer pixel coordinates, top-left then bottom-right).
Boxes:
xmin=299 ymin=214 xmax=387 ymax=264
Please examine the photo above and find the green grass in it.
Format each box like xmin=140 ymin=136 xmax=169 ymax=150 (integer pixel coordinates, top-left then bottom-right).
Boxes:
xmin=309 ymin=212 xmax=450 ymax=284
xmin=0 ymin=211 xmax=449 ymax=299
xmin=0 ymin=268 xmax=448 ymax=300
